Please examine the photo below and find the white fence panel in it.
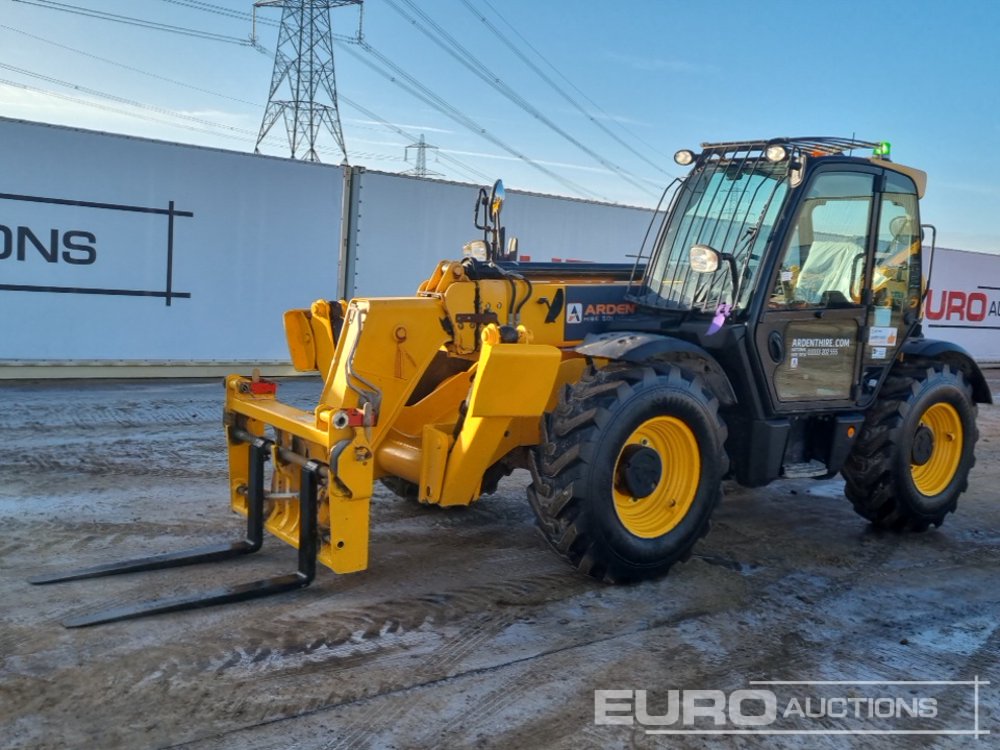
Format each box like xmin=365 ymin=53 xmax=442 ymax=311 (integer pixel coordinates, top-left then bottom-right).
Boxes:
xmin=350 ymin=171 xmax=654 ymax=297
xmin=0 ymin=118 xmax=342 ymax=364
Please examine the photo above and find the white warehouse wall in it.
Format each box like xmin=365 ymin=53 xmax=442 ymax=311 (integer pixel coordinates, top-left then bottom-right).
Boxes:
xmin=350 ymin=171 xmax=655 ymax=297
xmin=0 ymin=118 xmax=342 ymax=367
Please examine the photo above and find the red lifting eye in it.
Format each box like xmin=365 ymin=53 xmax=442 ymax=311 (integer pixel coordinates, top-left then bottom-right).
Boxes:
xmin=249 ymin=380 xmax=277 ymax=395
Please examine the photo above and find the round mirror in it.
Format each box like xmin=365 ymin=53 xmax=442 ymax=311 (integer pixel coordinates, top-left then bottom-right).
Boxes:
xmin=689 ymin=244 xmax=720 ymax=273
xmin=889 ymin=216 xmax=912 ymax=239
xmin=889 ymin=215 xmax=912 ymax=238
xmin=490 ymin=179 xmax=505 ymax=220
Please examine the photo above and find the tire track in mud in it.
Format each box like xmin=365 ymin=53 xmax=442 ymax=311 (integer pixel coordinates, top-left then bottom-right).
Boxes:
xmin=433 ymin=554 xmax=991 ymax=750
xmin=0 ymin=402 xmax=221 ymax=431
xmin=417 ymin=611 xmax=520 ymax=676
xmin=403 ymin=676 xmax=528 ymax=749
xmin=2 ymin=518 xmax=236 ymax=561
xmin=314 ymin=528 xmax=928 ymax=747
xmin=0 ymin=567 xmax=585 ymax=703
xmin=135 ymin=570 xmax=594 ymax=748
xmin=206 ymin=570 xmax=586 ymax=678
xmin=9 ymin=440 xmax=224 ymax=479
xmin=10 ymin=519 xmax=988 ymax=750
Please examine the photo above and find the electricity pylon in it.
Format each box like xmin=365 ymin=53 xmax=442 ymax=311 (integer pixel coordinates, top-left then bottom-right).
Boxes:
xmin=254 ymin=0 xmax=362 ymax=163
xmin=402 ymin=134 xmax=442 ymax=178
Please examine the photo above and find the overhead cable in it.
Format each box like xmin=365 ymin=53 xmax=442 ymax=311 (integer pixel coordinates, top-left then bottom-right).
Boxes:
xmin=384 ymin=0 xmax=656 ymax=197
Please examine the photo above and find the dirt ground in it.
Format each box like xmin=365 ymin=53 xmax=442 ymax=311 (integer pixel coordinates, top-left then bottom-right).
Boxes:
xmin=0 ymin=372 xmax=997 ymax=750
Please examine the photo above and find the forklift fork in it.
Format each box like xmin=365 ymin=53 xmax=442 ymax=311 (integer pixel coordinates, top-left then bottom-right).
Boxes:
xmin=29 ymin=438 xmax=320 ymax=628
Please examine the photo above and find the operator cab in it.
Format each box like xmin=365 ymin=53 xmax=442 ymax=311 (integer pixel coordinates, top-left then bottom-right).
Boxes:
xmin=629 ymin=137 xmax=927 ymax=411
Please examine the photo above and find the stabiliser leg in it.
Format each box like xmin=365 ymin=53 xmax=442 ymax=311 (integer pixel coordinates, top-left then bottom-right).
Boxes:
xmin=29 ymin=437 xmax=321 ymax=628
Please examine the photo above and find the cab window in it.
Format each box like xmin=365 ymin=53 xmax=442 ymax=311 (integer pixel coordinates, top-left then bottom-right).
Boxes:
xmin=872 ymin=171 xmax=921 ymax=316
xmin=770 ymin=172 xmax=875 ymax=308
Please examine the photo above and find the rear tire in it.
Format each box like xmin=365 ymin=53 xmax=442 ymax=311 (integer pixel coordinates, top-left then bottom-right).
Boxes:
xmin=527 ymin=363 xmax=728 ymax=583
xmin=842 ymin=363 xmax=978 ymax=531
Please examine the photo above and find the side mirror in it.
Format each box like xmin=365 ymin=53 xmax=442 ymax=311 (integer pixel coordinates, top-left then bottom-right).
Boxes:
xmin=690 ymin=243 xmax=741 ymax=303
xmin=889 ymin=215 xmax=912 ymax=238
xmin=490 ymin=179 xmax=505 ymax=221
xmin=689 ymin=244 xmax=721 ymax=273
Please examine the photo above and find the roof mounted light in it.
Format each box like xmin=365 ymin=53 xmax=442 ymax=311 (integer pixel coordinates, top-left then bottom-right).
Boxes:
xmin=873 ymin=141 xmax=892 ymax=160
xmin=674 ymin=149 xmax=695 ymax=166
xmin=765 ymin=144 xmax=788 ymax=162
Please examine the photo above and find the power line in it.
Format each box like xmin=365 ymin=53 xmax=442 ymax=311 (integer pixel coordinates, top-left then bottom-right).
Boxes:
xmin=154 ymin=0 xmax=609 ymax=193
xmin=0 ymin=22 xmax=488 ymax=180
xmin=0 ymin=23 xmax=259 ymax=107
xmin=9 ymin=0 xmax=256 ymax=46
xmin=0 ymin=61 xmax=256 ymax=134
xmin=156 ymin=0 xmax=356 ymax=41
xmin=458 ymin=0 xmax=674 ymax=181
xmin=154 ymin=1 xmax=506 ymax=182
xmin=0 ymin=74 xmax=407 ymax=164
xmin=6 ymin=0 xmax=603 ymax=194
xmin=383 ymin=0 xmax=657 ymax=198
xmin=343 ymin=41 xmax=605 ymax=200
xmin=156 ymin=0 xmax=277 ymax=27
xmin=478 ymin=0 xmax=673 ymax=165
xmin=0 ymin=77 xmax=253 ymax=140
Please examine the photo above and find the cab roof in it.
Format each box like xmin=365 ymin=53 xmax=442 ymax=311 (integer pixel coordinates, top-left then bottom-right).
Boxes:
xmin=697 ymin=136 xmax=927 ymax=197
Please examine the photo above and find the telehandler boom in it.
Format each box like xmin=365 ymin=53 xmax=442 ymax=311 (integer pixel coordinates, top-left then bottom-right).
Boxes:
xmin=34 ymin=138 xmax=991 ymax=627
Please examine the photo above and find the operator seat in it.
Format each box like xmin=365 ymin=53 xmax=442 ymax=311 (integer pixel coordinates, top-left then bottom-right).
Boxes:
xmin=795 ymin=239 xmax=864 ymax=305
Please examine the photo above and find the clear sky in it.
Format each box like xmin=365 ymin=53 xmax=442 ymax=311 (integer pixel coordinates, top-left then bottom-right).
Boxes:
xmin=1 ymin=0 xmax=999 ymax=254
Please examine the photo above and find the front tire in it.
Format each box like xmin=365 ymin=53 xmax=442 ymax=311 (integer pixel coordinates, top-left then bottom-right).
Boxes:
xmin=527 ymin=363 xmax=728 ymax=583
xmin=842 ymin=363 xmax=978 ymax=531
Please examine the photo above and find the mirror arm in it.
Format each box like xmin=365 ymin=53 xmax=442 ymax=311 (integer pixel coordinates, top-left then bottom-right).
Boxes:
xmin=721 ymin=252 xmax=740 ymax=304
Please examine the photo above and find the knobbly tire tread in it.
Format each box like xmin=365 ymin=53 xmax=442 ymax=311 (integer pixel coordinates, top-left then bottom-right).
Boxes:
xmin=527 ymin=362 xmax=728 ymax=583
xmin=841 ymin=362 xmax=978 ymax=531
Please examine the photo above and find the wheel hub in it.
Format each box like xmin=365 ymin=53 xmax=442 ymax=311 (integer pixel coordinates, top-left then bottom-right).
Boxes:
xmin=616 ymin=445 xmax=662 ymax=499
xmin=911 ymin=424 xmax=935 ymax=466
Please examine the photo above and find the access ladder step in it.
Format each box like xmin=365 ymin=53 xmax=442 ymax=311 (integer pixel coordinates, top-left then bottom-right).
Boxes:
xmin=781 ymin=459 xmax=829 ymax=479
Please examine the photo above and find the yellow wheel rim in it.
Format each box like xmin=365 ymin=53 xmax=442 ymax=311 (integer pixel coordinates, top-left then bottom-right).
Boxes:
xmin=911 ymin=402 xmax=963 ymax=497
xmin=612 ymin=416 xmax=700 ymax=538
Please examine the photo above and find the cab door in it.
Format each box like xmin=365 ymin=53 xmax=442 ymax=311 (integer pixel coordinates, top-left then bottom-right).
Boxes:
xmin=857 ymin=169 xmax=924 ymax=399
xmin=753 ymin=167 xmax=878 ymax=409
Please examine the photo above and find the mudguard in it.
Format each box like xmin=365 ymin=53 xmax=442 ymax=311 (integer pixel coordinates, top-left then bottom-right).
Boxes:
xmin=575 ymin=331 xmax=737 ymax=406
xmin=901 ymin=337 xmax=993 ymax=404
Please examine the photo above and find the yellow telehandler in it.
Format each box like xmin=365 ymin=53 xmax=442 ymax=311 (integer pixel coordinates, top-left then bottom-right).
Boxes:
xmin=34 ymin=137 xmax=992 ymax=626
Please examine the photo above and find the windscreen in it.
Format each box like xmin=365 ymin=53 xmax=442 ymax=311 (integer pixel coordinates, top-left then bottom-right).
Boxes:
xmin=635 ymin=152 xmax=790 ymax=313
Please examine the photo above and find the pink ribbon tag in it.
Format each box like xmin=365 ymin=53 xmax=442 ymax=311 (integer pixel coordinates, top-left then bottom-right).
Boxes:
xmin=707 ymin=303 xmax=731 ymax=335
